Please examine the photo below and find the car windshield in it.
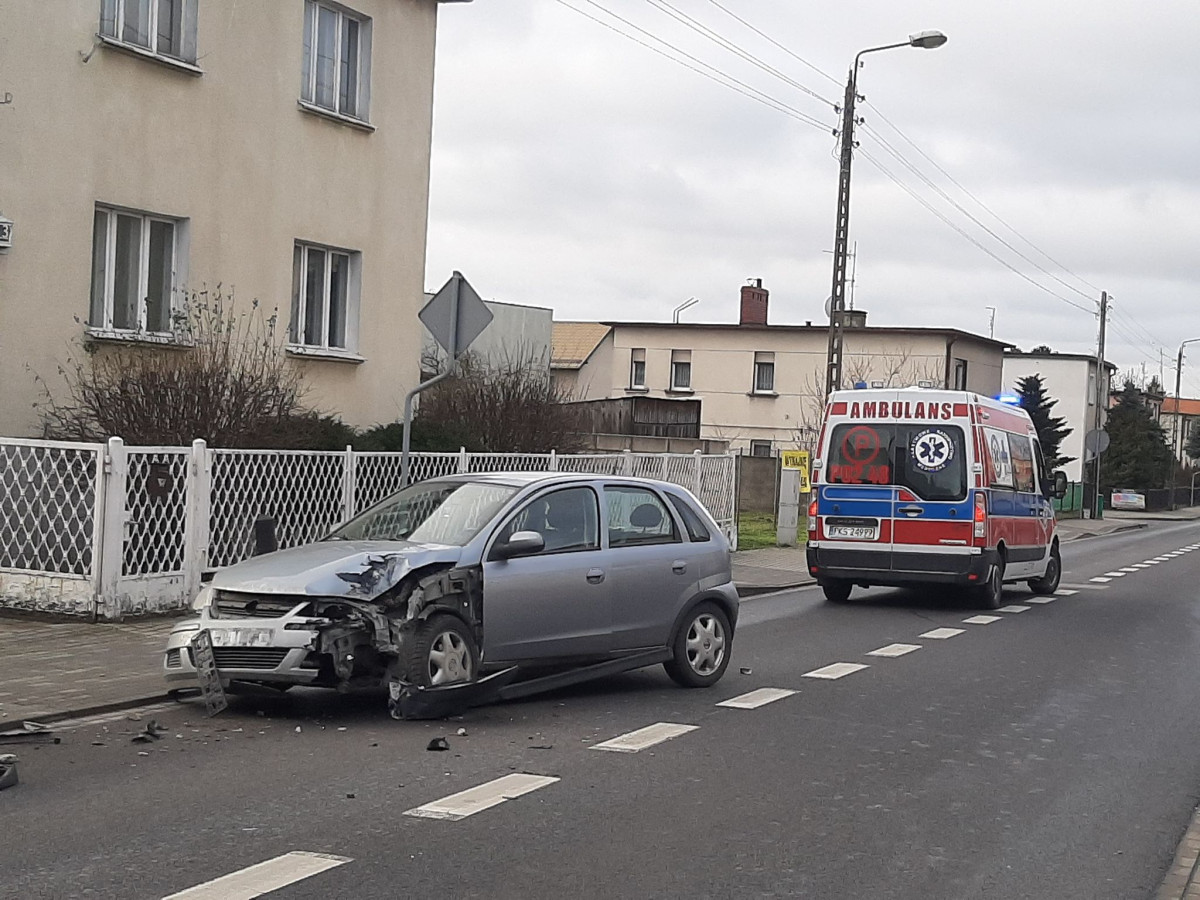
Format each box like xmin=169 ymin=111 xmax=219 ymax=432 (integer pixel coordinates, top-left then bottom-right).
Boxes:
xmin=826 ymin=423 xmax=967 ymax=502
xmin=328 ymin=481 xmax=518 ymax=546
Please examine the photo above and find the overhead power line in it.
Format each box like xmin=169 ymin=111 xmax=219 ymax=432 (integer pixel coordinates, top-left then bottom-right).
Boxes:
xmin=703 ymin=0 xmax=841 ymax=88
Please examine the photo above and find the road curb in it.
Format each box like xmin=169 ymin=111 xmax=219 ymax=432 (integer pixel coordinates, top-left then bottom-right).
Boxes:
xmin=19 ymin=693 xmax=173 ymax=727
xmin=1059 ymin=523 xmax=1148 ymax=542
xmin=736 ymin=580 xmax=815 ymax=597
xmin=1156 ymin=800 xmax=1200 ymax=899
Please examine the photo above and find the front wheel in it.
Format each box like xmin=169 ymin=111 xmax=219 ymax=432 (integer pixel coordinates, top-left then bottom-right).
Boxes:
xmin=973 ymin=558 xmax=1005 ymax=610
xmin=402 ymin=614 xmax=479 ymax=688
xmin=1028 ymin=545 xmax=1061 ymax=595
xmin=665 ymin=602 xmax=732 ymax=688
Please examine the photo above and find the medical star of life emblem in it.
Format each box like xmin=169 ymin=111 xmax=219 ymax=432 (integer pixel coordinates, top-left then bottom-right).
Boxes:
xmin=911 ymin=429 xmax=953 ymax=472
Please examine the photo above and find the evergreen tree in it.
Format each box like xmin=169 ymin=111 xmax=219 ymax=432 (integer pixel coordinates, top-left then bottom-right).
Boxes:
xmin=1186 ymin=425 xmax=1200 ymax=464
xmin=1015 ymin=373 xmax=1074 ymax=470
xmin=1101 ymin=380 xmax=1176 ymax=491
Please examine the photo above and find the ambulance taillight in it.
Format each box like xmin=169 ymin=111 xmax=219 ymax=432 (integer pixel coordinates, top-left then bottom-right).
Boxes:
xmin=973 ymin=492 xmax=987 ymax=541
xmin=808 ymin=499 xmax=818 ymax=536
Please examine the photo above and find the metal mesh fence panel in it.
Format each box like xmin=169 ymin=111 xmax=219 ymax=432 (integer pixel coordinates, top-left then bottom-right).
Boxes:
xmin=696 ymin=455 xmax=736 ymax=526
xmin=123 ymin=448 xmax=190 ymax=576
xmin=663 ymin=454 xmax=695 ymax=487
xmin=354 ymin=453 xmax=459 ymax=514
xmin=0 ymin=440 xmax=100 ymax=576
xmin=557 ymin=455 xmax=624 ymax=476
xmin=209 ymin=450 xmax=346 ymax=568
xmin=467 ymin=454 xmax=551 ymax=473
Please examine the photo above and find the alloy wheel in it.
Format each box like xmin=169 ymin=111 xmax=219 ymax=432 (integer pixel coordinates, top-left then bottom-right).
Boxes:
xmin=685 ymin=613 xmax=727 ymax=675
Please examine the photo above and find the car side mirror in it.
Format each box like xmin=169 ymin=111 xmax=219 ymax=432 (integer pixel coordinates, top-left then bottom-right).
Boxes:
xmin=1051 ymin=471 xmax=1068 ymax=500
xmin=494 ymin=530 xmax=545 ymax=560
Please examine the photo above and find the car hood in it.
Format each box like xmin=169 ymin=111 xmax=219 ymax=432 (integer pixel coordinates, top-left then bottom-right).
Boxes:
xmin=208 ymin=540 xmax=465 ymax=601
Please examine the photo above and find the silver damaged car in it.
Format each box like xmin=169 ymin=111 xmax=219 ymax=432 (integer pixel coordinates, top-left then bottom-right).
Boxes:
xmin=164 ymin=473 xmax=739 ymax=718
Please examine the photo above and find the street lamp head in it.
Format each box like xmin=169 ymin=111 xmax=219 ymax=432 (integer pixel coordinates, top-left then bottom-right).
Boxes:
xmin=908 ymin=30 xmax=947 ymax=49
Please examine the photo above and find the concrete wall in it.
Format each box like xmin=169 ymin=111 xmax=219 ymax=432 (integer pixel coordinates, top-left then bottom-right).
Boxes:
xmin=737 ymin=455 xmax=778 ymax=515
xmin=583 ymin=433 xmax=729 ymax=454
xmin=1002 ymin=355 xmax=1111 ymax=482
xmin=567 ymin=324 xmax=1004 ymax=454
xmin=0 ymin=0 xmax=439 ymax=436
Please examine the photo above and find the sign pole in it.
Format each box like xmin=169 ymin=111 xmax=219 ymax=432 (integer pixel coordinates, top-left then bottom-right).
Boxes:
xmin=401 ymin=274 xmax=461 ymax=487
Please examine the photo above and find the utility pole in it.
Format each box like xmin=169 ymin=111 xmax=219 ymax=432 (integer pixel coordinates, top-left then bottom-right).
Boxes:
xmin=1092 ymin=291 xmax=1108 ymax=519
xmin=823 ymin=71 xmax=858 ymax=400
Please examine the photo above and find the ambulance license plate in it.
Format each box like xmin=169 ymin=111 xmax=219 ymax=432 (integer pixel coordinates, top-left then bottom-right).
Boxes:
xmin=825 ymin=518 xmax=879 ymax=540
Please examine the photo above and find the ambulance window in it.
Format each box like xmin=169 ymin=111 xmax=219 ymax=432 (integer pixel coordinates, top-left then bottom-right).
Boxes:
xmin=893 ymin=424 xmax=968 ymax=502
xmin=1008 ymin=434 xmax=1036 ymax=493
xmin=827 ymin=425 xmax=893 ymax=487
xmin=984 ymin=428 xmax=1015 ymax=489
xmin=1032 ymin=440 xmax=1049 ymax=493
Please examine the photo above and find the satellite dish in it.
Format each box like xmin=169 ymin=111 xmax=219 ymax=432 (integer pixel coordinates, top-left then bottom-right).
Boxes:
xmin=824 ymin=296 xmax=832 ymax=318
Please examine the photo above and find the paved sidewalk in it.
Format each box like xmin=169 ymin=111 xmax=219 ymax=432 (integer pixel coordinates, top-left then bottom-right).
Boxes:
xmin=0 ymin=616 xmax=175 ymax=723
xmin=733 ymin=547 xmax=814 ymax=596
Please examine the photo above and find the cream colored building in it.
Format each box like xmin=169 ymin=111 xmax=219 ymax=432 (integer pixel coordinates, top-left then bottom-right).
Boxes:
xmin=0 ymin=0 xmax=464 ymax=437
xmin=553 ymin=282 xmax=1007 ymax=456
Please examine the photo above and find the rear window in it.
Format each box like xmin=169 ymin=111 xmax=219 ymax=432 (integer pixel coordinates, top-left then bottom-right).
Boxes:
xmin=826 ymin=423 xmax=967 ymax=501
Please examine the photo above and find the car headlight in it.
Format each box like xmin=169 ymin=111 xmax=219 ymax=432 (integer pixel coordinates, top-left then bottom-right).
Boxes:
xmin=191 ymin=586 xmax=215 ymax=612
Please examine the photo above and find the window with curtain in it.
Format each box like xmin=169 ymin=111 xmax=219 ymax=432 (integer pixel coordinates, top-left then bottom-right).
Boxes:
xmin=301 ymin=1 xmax=372 ymax=121
xmin=89 ymin=205 xmax=179 ymax=334
xmin=290 ymin=242 xmax=360 ymax=352
xmin=99 ymin=0 xmax=198 ymax=63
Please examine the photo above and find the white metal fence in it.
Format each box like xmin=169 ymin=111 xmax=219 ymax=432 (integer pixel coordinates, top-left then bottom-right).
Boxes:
xmin=0 ymin=437 xmax=736 ymax=620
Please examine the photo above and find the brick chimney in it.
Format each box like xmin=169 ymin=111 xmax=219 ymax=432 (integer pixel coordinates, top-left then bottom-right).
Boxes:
xmin=739 ymin=279 xmax=768 ymax=326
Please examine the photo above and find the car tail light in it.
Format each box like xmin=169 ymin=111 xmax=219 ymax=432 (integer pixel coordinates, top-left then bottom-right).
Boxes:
xmin=973 ymin=492 xmax=987 ymax=540
xmin=808 ymin=498 xmax=818 ymax=536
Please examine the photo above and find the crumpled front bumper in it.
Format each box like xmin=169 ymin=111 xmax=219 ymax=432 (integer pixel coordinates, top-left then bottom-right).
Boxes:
xmin=162 ymin=617 xmax=324 ymax=688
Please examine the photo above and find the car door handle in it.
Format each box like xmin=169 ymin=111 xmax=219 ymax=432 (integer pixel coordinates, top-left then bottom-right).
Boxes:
xmin=897 ymin=505 xmax=924 ymax=517
xmin=672 ymin=560 xmax=687 ymax=574
xmin=586 ymin=568 xmax=605 ymax=584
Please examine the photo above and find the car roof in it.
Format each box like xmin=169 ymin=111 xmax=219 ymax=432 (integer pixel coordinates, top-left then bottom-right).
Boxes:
xmin=434 ymin=471 xmax=688 ymax=491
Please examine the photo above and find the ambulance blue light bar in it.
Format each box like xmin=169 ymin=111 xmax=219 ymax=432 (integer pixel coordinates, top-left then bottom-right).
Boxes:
xmin=995 ymin=393 xmax=1022 ymax=406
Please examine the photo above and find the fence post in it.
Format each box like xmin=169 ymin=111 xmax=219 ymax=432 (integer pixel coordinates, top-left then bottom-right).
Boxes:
xmin=621 ymin=449 xmax=633 ymax=476
xmin=692 ymin=449 xmax=702 ymax=497
xmin=97 ymin=437 xmax=127 ymax=621
xmin=458 ymin=447 xmax=469 ymax=475
xmin=728 ymin=451 xmax=739 ymax=550
xmin=660 ymin=453 xmax=668 ymax=480
xmin=182 ymin=439 xmax=211 ymax=602
xmin=549 ymin=449 xmax=558 ymax=472
xmin=342 ymin=445 xmax=356 ymax=521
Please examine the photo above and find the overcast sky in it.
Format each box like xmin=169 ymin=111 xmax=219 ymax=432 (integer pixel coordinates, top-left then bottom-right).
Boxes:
xmin=425 ymin=1 xmax=1200 ymax=395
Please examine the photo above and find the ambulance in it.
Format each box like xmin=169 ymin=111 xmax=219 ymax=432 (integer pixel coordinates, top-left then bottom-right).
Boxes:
xmin=805 ymin=388 xmax=1069 ymax=608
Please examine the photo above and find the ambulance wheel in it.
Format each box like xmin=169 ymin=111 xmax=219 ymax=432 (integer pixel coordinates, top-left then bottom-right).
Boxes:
xmin=1028 ymin=544 xmax=1061 ymax=595
xmin=822 ymin=581 xmax=853 ymax=603
xmin=974 ymin=559 xmax=1005 ymax=609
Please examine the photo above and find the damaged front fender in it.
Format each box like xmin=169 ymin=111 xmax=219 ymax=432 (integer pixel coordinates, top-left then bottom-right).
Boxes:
xmin=387 ymin=667 xmax=520 ymax=720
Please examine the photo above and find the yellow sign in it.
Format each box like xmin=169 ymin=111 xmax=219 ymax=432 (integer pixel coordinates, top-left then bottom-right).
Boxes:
xmin=781 ymin=450 xmax=811 ymax=491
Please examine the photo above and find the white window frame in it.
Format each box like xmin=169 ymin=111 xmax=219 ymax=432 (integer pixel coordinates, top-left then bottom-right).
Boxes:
xmin=670 ymin=350 xmax=692 ymax=391
xmin=753 ymin=351 xmax=775 ymax=394
xmin=89 ymin=205 xmax=181 ymax=336
xmin=301 ymin=0 xmax=372 ymax=122
xmin=290 ymin=241 xmax=362 ymax=354
xmin=952 ymin=357 xmax=969 ymax=391
xmin=629 ymin=348 xmax=646 ymax=389
xmin=99 ymin=0 xmax=200 ymax=66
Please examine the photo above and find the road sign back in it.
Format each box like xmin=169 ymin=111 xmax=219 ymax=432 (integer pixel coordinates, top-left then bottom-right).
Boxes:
xmin=420 ymin=271 xmax=493 ymax=358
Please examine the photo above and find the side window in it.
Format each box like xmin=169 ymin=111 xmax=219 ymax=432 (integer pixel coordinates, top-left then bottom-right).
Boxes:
xmin=606 ymin=486 xmax=680 ymax=547
xmin=984 ymin=428 xmax=1014 ymax=489
xmin=1032 ymin=440 xmax=1049 ymax=496
xmin=1008 ymin=434 xmax=1035 ymax=493
xmin=666 ymin=493 xmax=712 ymax=542
xmin=494 ymin=487 xmax=599 ymax=555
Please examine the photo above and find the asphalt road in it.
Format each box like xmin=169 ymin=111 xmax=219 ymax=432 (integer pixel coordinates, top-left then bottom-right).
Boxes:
xmin=5 ymin=521 xmax=1200 ymax=900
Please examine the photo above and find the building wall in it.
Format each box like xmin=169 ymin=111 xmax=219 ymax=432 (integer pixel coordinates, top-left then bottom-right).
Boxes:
xmin=1002 ymin=355 xmax=1110 ymax=482
xmin=567 ymin=325 xmax=1004 ymax=454
xmin=424 ymin=298 xmax=554 ymax=374
xmin=0 ymin=0 xmax=439 ymax=436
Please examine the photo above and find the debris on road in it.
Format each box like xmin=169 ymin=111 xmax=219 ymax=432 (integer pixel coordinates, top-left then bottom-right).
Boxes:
xmin=426 ymin=737 xmax=450 ymax=752
xmin=0 ymin=721 xmax=60 ymax=747
xmin=0 ymin=754 xmax=19 ymax=790
xmin=456 ymin=727 xmax=468 ymax=737
xmin=740 ymin=667 xmax=752 ymax=675
xmin=130 ymin=720 xmax=168 ymax=744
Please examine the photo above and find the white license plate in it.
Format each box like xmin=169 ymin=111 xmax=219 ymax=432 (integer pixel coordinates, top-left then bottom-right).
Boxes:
xmin=208 ymin=628 xmax=274 ymax=648
xmin=826 ymin=525 xmax=879 ymax=540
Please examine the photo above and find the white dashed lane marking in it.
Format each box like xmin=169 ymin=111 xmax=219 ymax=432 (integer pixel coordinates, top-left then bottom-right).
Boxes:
xmin=1061 ymin=583 xmax=1109 ymax=590
xmin=1103 ymin=571 xmax=1127 ymax=577
xmin=1055 ymin=589 xmax=1078 ymax=596
xmin=163 ymin=851 xmax=352 ymax=899
xmin=1145 ymin=560 xmax=1163 ymax=564
xmin=1120 ymin=567 xmax=1141 ymax=573
xmin=1026 ymin=597 xmax=1056 ymax=604
xmin=591 ymin=722 xmax=698 ymax=752
xmin=802 ymin=662 xmax=870 ymax=680
xmin=920 ymin=628 xmax=965 ymax=640
xmin=1130 ymin=564 xmax=1152 ymax=569
xmin=998 ymin=605 xmax=1030 ymax=613
xmin=963 ymin=615 xmax=1002 ymax=625
xmin=405 ymin=773 xmax=560 ymax=820
xmin=717 ymin=688 xmax=797 ymax=710
xmin=867 ymin=643 xmax=921 ymax=658
xmin=1090 ymin=577 xmax=1113 ymax=583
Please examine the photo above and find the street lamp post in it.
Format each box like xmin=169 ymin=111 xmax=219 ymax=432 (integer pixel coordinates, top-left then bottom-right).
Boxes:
xmin=1173 ymin=337 xmax=1200 ymax=461
xmin=824 ymin=30 xmax=947 ymax=400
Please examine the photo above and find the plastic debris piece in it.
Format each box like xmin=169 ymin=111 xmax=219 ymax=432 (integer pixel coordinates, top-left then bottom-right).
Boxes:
xmin=426 ymin=737 xmax=450 ymax=752
xmin=456 ymin=727 xmax=468 ymax=737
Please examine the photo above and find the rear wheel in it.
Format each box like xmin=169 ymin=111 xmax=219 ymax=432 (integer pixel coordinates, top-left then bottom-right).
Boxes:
xmin=665 ymin=602 xmax=732 ymax=688
xmin=822 ymin=581 xmax=853 ymax=603
xmin=974 ymin=558 xmax=1005 ymax=610
xmin=403 ymin=614 xmax=479 ymax=688
xmin=1028 ymin=544 xmax=1061 ymax=595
